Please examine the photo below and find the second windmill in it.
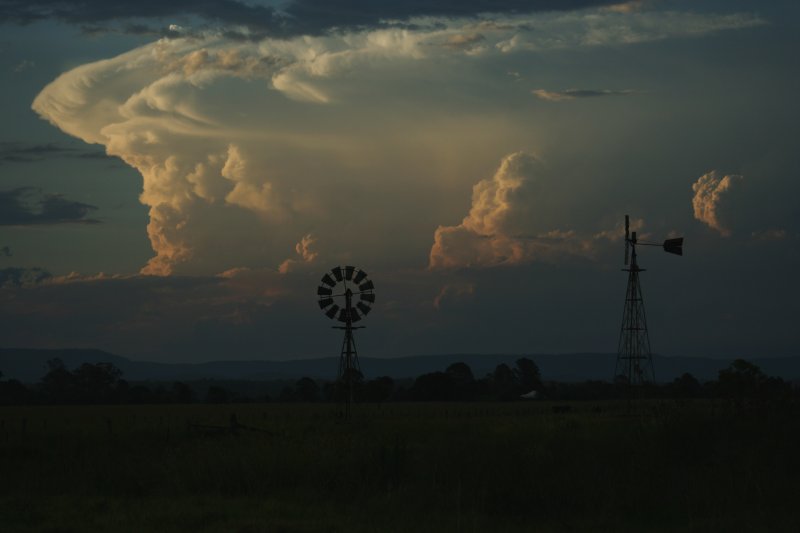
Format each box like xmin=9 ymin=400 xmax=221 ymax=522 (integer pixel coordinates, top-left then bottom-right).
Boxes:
xmin=616 ymin=215 xmax=683 ymax=388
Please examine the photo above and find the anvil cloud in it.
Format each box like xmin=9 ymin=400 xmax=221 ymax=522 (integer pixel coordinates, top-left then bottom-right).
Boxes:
xmin=31 ymin=8 xmax=762 ymax=275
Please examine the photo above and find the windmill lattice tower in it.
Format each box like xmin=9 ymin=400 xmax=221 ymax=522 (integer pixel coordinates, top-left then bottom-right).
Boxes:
xmin=615 ymin=215 xmax=683 ymax=387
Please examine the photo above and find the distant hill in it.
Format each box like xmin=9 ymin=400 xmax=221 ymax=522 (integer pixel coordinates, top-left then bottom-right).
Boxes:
xmin=1 ymin=348 xmax=799 ymax=384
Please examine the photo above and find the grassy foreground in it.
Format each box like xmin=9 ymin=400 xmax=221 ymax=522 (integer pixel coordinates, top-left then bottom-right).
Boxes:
xmin=0 ymin=401 xmax=798 ymax=532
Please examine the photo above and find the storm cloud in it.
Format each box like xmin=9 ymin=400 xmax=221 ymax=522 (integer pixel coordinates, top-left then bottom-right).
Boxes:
xmin=691 ymin=171 xmax=742 ymax=236
xmin=429 ymin=153 xmax=622 ymax=269
xmin=30 ymin=8 xmax=762 ymax=275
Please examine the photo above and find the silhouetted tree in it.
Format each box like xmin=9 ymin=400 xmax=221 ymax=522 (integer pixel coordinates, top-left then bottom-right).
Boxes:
xmin=0 ymin=378 xmax=31 ymax=405
xmin=446 ymin=362 xmax=474 ymax=386
xmin=295 ymin=377 xmax=320 ymax=402
xmin=73 ymin=362 xmax=123 ymax=403
xmin=127 ymin=384 xmax=154 ymax=403
xmin=759 ymin=376 xmax=792 ymax=405
xmin=362 ymin=376 xmax=395 ymax=403
xmin=514 ymin=357 xmax=542 ymax=393
xmin=411 ymin=372 xmax=455 ymax=401
xmin=205 ymin=385 xmax=231 ymax=404
xmin=445 ymin=362 xmax=476 ymax=400
xmin=171 ymin=381 xmax=195 ymax=403
xmin=671 ymin=372 xmax=702 ymax=398
xmin=40 ymin=358 xmax=76 ymax=403
xmin=717 ymin=359 xmax=767 ymax=407
xmin=490 ymin=363 xmax=517 ymax=401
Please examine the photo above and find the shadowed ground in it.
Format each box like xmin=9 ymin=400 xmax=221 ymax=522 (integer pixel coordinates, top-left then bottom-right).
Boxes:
xmin=0 ymin=401 xmax=797 ymax=532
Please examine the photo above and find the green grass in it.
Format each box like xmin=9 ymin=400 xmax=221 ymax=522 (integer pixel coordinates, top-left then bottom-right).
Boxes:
xmin=0 ymin=401 xmax=798 ymax=532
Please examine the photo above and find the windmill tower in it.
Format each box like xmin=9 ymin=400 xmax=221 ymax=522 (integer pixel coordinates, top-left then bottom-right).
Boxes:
xmin=317 ymin=266 xmax=375 ymax=418
xmin=615 ymin=215 xmax=683 ymax=387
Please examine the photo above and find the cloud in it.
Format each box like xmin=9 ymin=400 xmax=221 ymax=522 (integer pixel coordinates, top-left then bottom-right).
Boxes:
xmin=0 ymin=267 xmax=52 ymax=288
xmin=1 ymin=1 xmax=622 ymax=37
xmin=278 ymin=234 xmax=318 ymax=274
xmin=0 ymin=187 xmax=100 ymax=226
xmin=0 ymin=0 xmax=285 ymax=34
xmin=0 ymin=142 xmax=111 ymax=164
xmin=691 ymin=170 xmax=743 ymax=236
xmin=750 ymin=229 xmax=787 ymax=241
xmin=532 ymin=88 xmax=635 ymax=101
xmin=433 ymin=282 xmax=475 ymax=309
xmin=0 ymin=269 xmax=313 ymax=359
xmin=603 ymin=1 xmax=644 ymax=14
xmin=442 ymin=32 xmax=486 ymax=50
xmin=12 ymin=59 xmax=34 ymax=72
xmin=429 ymin=152 xmax=619 ymax=269
xmin=494 ymin=11 xmax=763 ymax=53
xmin=30 ymin=9 xmax=764 ymax=275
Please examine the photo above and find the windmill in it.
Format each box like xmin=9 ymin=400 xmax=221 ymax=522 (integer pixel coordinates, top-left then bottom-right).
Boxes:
xmin=317 ymin=266 xmax=376 ymax=418
xmin=615 ymin=215 xmax=683 ymax=389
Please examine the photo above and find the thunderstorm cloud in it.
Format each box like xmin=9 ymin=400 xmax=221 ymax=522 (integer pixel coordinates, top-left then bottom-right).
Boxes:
xmin=429 ymin=152 xmax=619 ymax=269
xmin=691 ymin=170 xmax=743 ymax=237
xmin=30 ymin=8 xmax=762 ymax=275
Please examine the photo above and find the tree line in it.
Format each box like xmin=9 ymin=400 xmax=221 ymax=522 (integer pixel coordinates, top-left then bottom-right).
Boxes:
xmin=0 ymin=356 xmax=796 ymax=406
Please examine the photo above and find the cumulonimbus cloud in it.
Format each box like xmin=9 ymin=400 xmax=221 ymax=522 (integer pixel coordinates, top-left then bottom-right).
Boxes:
xmin=30 ymin=9 xmax=762 ymax=275
xmin=691 ymin=170 xmax=742 ymax=236
xmin=429 ymin=152 xmax=625 ymax=269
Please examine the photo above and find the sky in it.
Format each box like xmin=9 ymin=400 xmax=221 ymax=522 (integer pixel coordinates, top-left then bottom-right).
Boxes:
xmin=0 ymin=0 xmax=798 ymax=363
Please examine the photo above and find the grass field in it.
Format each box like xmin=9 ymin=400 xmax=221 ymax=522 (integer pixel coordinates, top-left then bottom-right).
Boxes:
xmin=0 ymin=401 xmax=798 ymax=532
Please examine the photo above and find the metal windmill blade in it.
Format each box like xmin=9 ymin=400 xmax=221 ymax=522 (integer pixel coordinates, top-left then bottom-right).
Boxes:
xmin=360 ymin=293 xmax=375 ymax=303
xmin=353 ymin=269 xmax=367 ymax=284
